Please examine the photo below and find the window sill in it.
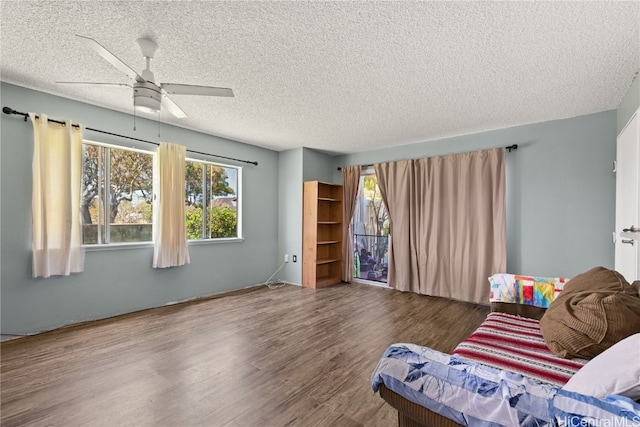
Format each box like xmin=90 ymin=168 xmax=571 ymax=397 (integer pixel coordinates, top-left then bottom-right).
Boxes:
xmin=188 ymin=237 xmax=244 ymax=245
xmin=82 ymin=237 xmax=244 ymax=251
xmin=83 ymin=242 xmax=154 ymax=251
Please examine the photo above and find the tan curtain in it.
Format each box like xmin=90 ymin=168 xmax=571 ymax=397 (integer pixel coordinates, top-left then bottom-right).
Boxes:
xmin=375 ymin=148 xmax=506 ymax=304
xmin=30 ymin=113 xmax=85 ymax=278
xmin=153 ymin=142 xmax=190 ymax=268
xmin=341 ymin=166 xmax=361 ymax=282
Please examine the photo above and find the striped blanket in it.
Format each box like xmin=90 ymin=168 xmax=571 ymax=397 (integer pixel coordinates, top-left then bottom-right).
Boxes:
xmin=452 ymin=312 xmax=588 ymax=386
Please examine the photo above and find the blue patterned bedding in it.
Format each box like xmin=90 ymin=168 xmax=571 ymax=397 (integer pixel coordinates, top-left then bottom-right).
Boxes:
xmin=372 ymin=343 xmax=640 ymax=427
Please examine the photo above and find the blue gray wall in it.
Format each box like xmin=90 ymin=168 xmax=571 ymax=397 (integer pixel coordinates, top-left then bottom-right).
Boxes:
xmin=277 ymin=148 xmax=303 ymax=284
xmin=334 ymin=111 xmax=617 ymax=278
xmin=276 ymin=147 xmax=335 ymax=285
xmin=1 ymin=83 xmax=279 ymax=335
xmin=302 ymin=148 xmax=334 ymax=183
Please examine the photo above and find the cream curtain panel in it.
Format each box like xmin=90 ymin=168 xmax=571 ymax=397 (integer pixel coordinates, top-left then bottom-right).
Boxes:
xmin=341 ymin=166 xmax=361 ymax=282
xmin=153 ymin=142 xmax=190 ymax=268
xmin=375 ymin=148 xmax=506 ymax=304
xmin=30 ymin=113 xmax=84 ymax=278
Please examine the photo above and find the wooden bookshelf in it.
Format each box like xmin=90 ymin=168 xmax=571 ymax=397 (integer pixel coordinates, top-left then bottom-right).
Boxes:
xmin=302 ymin=181 xmax=344 ymax=288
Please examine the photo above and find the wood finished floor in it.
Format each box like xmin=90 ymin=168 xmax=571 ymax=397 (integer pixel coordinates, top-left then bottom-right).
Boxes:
xmin=1 ymin=282 xmax=489 ymax=427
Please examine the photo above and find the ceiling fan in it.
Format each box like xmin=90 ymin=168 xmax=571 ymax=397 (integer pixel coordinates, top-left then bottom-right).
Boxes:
xmin=58 ymin=35 xmax=234 ymax=118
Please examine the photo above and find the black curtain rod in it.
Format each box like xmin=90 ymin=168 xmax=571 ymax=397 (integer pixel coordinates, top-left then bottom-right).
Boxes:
xmin=2 ymin=106 xmax=259 ymax=166
xmin=336 ymin=144 xmax=518 ymax=171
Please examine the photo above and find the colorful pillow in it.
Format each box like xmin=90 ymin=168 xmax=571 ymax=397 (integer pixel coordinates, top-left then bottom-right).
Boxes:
xmin=489 ymin=273 xmax=566 ymax=308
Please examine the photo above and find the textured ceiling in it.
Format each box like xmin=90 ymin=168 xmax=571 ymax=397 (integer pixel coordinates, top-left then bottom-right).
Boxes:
xmin=1 ymin=1 xmax=639 ymax=154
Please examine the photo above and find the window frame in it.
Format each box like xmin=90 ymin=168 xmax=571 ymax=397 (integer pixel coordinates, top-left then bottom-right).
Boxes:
xmin=81 ymin=140 xmax=243 ymax=251
xmin=351 ymin=167 xmax=389 ymax=285
xmin=81 ymin=139 xmax=155 ymax=249
xmin=185 ymin=156 xmax=243 ymax=243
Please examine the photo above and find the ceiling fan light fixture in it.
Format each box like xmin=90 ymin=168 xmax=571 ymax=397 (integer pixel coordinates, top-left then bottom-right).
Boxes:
xmin=135 ymin=103 xmax=159 ymax=114
xmin=134 ymin=81 xmax=161 ymax=113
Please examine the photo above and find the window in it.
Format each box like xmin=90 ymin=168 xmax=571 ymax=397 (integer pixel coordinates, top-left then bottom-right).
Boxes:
xmin=81 ymin=141 xmax=241 ymax=246
xmin=185 ymin=159 xmax=241 ymax=240
xmin=81 ymin=142 xmax=154 ymax=244
xmin=352 ymin=170 xmax=389 ymax=283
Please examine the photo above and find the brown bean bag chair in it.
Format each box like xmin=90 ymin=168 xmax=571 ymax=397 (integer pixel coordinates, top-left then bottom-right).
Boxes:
xmin=540 ymin=266 xmax=640 ymax=359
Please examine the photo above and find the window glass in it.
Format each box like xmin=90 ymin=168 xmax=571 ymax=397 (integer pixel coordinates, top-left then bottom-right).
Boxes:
xmin=81 ymin=143 xmax=153 ymax=244
xmin=185 ymin=160 xmax=240 ymax=240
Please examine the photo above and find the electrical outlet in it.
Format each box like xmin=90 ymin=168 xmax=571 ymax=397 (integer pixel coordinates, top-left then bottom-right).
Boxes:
xmin=292 ymin=255 xmax=297 ymax=262
xmin=284 ymin=254 xmax=289 ymax=263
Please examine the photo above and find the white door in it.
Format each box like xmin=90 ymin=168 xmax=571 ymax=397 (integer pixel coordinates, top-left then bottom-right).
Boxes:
xmin=615 ymin=109 xmax=640 ymax=282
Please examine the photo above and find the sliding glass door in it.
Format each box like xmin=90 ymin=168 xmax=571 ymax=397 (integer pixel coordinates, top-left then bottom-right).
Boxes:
xmin=351 ymin=169 xmax=389 ymax=284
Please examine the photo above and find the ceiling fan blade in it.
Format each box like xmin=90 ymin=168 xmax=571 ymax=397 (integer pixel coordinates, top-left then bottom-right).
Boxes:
xmin=76 ymin=35 xmax=145 ymax=83
xmin=56 ymin=82 xmax=131 ymax=88
xmin=161 ymin=92 xmax=187 ymax=119
xmin=161 ymin=83 xmax=234 ymax=97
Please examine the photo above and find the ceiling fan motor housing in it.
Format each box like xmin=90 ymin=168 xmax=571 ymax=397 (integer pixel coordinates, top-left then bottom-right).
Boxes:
xmin=134 ymin=81 xmax=162 ymax=113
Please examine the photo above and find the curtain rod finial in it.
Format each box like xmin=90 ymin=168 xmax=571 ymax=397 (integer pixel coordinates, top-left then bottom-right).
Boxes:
xmin=3 ymin=106 xmax=16 ymax=115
